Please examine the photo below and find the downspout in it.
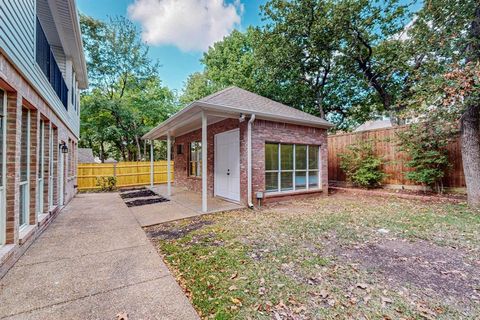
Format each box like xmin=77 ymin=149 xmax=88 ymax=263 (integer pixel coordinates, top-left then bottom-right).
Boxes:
xmin=247 ymin=114 xmax=255 ymax=208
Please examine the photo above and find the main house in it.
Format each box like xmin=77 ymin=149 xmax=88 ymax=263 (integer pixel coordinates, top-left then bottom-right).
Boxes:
xmin=0 ymin=0 xmax=87 ymax=276
xmin=143 ymin=87 xmax=333 ymax=212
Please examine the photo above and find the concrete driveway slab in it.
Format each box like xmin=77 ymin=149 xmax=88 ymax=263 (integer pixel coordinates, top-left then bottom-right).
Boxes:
xmin=0 ymin=192 xmax=199 ymax=320
xmin=3 ymin=276 xmax=198 ymax=320
xmin=18 ymin=227 xmax=147 ymax=265
xmin=131 ymin=201 xmax=200 ymax=227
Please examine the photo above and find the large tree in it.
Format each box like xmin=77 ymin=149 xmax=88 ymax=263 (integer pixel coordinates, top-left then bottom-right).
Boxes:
xmin=80 ymin=15 xmax=177 ymax=161
xmin=403 ymin=0 xmax=480 ymax=207
xmin=180 ymin=28 xmax=276 ymax=105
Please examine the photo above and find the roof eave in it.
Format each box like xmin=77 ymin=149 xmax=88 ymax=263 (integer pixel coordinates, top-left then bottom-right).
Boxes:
xmin=67 ymin=0 xmax=88 ymax=88
xmin=197 ymin=101 xmax=334 ymax=129
xmin=142 ymin=101 xmax=334 ymax=140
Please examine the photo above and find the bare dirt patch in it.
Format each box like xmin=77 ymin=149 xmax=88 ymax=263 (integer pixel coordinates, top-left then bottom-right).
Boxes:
xmin=145 ymin=219 xmax=213 ymax=240
xmin=339 ymin=238 xmax=480 ymax=301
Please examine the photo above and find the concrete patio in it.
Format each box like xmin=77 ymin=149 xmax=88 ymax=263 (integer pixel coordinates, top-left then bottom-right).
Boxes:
xmin=0 ymin=193 xmax=199 ymax=320
xmin=128 ymin=184 xmax=244 ymax=227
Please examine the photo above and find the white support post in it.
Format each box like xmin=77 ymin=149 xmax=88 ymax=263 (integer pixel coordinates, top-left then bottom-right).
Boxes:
xmin=150 ymin=140 xmax=154 ymax=188
xmin=167 ymin=133 xmax=171 ymax=196
xmin=201 ymin=111 xmax=207 ymax=213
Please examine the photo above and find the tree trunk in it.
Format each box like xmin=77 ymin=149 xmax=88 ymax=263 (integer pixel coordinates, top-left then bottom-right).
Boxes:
xmin=100 ymin=141 xmax=106 ymax=163
xmin=461 ymin=4 xmax=480 ymax=208
xmin=135 ymin=135 xmax=142 ymax=161
xmin=460 ymin=104 xmax=480 ymax=208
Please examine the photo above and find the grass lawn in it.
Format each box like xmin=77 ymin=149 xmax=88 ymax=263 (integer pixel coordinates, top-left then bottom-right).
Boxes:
xmin=144 ymin=191 xmax=480 ymax=319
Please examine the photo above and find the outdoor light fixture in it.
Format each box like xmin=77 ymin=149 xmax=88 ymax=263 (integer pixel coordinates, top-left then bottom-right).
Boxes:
xmin=239 ymin=113 xmax=246 ymax=122
xmin=59 ymin=142 xmax=69 ymax=154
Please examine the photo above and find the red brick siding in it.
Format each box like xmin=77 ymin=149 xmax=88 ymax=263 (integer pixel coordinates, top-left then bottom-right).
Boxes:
xmin=251 ymin=119 xmax=328 ymax=201
xmin=0 ymin=52 xmax=79 ymax=278
xmin=5 ymin=92 xmax=21 ymax=244
xmin=174 ymin=118 xmax=248 ymax=204
xmin=173 ymin=117 xmax=328 ymax=206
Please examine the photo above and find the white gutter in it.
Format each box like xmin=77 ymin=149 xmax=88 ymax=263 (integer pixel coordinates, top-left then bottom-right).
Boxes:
xmin=142 ymin=101 xmax=334 ymax=140
xmin=247 ymin=114 xmax=255 ymax=208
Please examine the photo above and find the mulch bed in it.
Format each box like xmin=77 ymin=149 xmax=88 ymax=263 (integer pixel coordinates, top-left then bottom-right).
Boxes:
xmin=120 ymin=187 xmax=170 ymax=207
xmin=125 ymin=197 xmax=170 ymax=207
xmin=329 ymin=186 xmax=466 ymax=203
xmin=118 ymin=187 xmax=146 ymax=192
xmin=120 ymin=189 xmax=157 ymax=199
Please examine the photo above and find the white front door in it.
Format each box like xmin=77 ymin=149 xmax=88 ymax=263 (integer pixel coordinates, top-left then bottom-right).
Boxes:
xmin=214 ymin=129 xmax=240 ymax=202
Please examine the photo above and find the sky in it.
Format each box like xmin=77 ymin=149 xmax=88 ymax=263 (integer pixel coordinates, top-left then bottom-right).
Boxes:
xmin=77 ymin=0 xmax=267 ymax=93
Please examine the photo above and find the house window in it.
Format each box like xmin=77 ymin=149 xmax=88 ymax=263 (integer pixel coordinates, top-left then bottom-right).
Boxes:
xmin=35 ymin=18 xmax=68 ymax=109
xmin=189 ymin=141 xmax=202 ymax=177
xmin=265 ymin=143 xmax=320 ymax=193
xmin=19 ymin=108 xmax=31 ymax=228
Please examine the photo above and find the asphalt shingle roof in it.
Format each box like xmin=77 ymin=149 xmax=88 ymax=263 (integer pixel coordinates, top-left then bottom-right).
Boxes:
xmin=199 ymin=86 xmax=331 ymax=126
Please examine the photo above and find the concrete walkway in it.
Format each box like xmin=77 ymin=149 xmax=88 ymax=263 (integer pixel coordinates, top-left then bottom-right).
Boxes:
xmin=130 ymin=185 xmax=244 ymax=227
xmin=0 ymin=193 xmax=199 ymax=320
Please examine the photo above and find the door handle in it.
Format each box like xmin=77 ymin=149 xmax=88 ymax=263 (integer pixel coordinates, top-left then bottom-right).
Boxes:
xmin=227 ymin=169 xmax=230 ymax=176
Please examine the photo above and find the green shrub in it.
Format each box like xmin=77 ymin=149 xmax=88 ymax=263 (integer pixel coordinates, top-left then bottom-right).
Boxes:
xmin=339 ymin=140 xmax=387 ymax=188
xmin=397 ymin=123 xmax=454 ymax=193
xmin=95 ymin=176 xmax=117 ymax=192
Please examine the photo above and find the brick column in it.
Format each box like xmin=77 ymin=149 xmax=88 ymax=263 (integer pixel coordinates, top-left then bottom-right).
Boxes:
xmin=42 ymin=121 xmax=50 ymax=213
xmin=28 ymin=109 xmax=38 ymax=225
xmin=5 ymin=92 xmax=21 ymax=244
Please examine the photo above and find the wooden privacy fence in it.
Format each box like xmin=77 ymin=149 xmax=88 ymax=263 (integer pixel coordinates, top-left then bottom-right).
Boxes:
xmin=327 ymin=126 xmax=466 ymax=188
xmin=77 ymin=161 xmax=174 ymax=191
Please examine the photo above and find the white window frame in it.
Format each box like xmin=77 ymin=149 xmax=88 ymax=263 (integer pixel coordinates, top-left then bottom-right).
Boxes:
xmin=48 ymin=125 xmax=54 ymax=210
xmin=19 ymin=108 xmax=31 ymax=229
xmin=189 ymin=141 xmax=202 ymax=177
xmin=265 ymin=143 xmax=321 ymax=193
xmin=0 ymin=90 xmax=7 ymax=246
xmin=37 ymin=119 xmax=45 ymax=216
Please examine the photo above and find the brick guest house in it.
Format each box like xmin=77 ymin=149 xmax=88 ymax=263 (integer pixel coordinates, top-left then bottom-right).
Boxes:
xmin=143 ymin=86 xmax=333 ymax=212
xmin=0 ymin=0 xmax=87 ymax=276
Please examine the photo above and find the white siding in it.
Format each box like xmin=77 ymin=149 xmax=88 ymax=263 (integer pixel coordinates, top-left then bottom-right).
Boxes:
xmin=0 ymin=0 xmax=80 ymax=137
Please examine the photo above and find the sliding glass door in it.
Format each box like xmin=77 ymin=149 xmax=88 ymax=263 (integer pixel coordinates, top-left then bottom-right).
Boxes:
xmin=19 ymin=108 xmax=30 ymax=229
xmin=0 ymin=90 xmax=6 ymax=246
xmin=37 ymin=119 xmax=45 ymax=216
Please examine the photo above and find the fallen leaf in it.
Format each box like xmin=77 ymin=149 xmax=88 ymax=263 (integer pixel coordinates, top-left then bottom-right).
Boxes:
xmin=228 ymin=285 xmax=238 ymax=291
xmin=116 ymin=312 xmax=128 ymax=320
xmin=230 ymin=272 xmax=238 ymax=280
xmin=357 ymin=283 xmax=368 ymax=289
xmin=293 ymin=306 xmax=306 ymax=314
xmin=230 ymin=297 xmax=242 ymax=306
xmin=319 ymin=289 xmax=329 ymax=298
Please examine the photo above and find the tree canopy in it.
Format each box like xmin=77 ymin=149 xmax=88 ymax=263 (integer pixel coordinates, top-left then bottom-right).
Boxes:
xmin=79 ymin=15 xmax=177 ymax=161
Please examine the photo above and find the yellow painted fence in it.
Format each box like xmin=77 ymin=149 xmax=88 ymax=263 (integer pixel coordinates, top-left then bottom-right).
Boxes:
xmin=77 ymin=161 xmax=174 ymax=191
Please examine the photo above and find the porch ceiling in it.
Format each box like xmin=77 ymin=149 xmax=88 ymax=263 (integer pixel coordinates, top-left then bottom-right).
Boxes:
xmin=143 ymin=104 xmax=241 ymax=140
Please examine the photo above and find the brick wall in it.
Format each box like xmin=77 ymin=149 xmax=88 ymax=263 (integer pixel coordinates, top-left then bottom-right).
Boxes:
xmin=174 ymin=118 xmax=248 ymax=204
xmin=0 ymin=52 xmax=79 ymax=278
xmin=251 ymin=119 xmax=328 ymax=202
xmin=173 ymin=117 xmax=328 ymax=206
xmin=5 ymin=92 xmax=21 ymax=244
